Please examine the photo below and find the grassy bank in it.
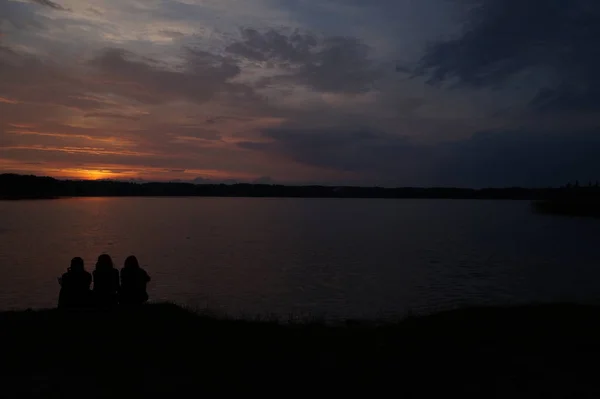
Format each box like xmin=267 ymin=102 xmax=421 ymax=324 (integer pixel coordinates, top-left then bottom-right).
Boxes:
xmin=2 ymin=303 xmax=600 ymax=396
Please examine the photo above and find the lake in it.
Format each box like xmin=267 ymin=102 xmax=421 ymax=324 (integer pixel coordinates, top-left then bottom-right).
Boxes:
xmin=1 ymin=197 xmax=599 ymax=319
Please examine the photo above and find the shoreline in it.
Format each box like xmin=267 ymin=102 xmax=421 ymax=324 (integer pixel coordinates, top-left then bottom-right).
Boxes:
xmin=0 ymin=195 xmax=536 ymax=201
xmin=2 ymin=173 xmax=589 ymax=200
xmin=0 ymin=196 xmax=61 ymax=200
xmin=532 ymin=199 xmax=600 ymax=218
xmin=3 ymin=302 xmax=600 ymax=394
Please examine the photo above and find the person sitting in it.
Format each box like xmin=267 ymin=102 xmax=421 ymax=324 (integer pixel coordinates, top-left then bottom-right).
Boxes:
xmin=93 ymin=254 xmax=120 ymax=307
xmin=58 ymin=257 xmax=92 ymax=309
xmin=120 ymin=255 xmax=151 ymax=305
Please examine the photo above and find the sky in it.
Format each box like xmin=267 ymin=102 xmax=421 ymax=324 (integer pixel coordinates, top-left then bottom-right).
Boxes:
xmin=1 ymin=0 xmax=599 ymax=187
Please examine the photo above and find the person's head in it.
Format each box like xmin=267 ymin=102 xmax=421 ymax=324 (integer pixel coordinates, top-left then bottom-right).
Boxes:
xmin=124 ymin=255 xmax=140 ymax=270
xmin=69 ymin=257 xmax=84 ymax=272
xmin=96 ymin=254 xmax=114 ymax=271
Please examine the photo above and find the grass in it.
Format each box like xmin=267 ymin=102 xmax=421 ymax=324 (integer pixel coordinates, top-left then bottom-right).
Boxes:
xmin=3 ymin=302 xmax=600 ymax=396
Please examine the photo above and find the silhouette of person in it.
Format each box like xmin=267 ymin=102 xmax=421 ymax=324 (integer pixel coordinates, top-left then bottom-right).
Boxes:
xmin=93 ymin=254 xmax=120 ymax=307
xmin=120 ymin=255 xmax=151 ymax=305
xmin=58 ymin=257 xmax=92 ymax=309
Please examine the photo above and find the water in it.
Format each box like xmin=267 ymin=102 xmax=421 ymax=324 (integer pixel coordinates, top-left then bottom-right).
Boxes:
xmin=0 ymin=197 xmax=599 ymax=319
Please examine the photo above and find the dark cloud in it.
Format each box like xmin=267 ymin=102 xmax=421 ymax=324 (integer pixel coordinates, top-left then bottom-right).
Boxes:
xmin=437 ymin=129 xmax=600 ymax=187
xmin=0 ymin=44 xmax=260 ymax=115
xmin=0 ymin=44 xmax=16 ymax=56
xmin=226 ymin=28 xmax=379 ymax=94
xmin=159 ymin=30 xmax=185 ymax=39
xmin=239 ymin=125 xmax=600 ymax=187
xmin=88 ymin=7 xmax=103 ymax=16
xmin=1 ymin=0 xmax=47 ymax=30
xmin=226 ymin=29 xmax=316 ymax=63
xmin=165 ymin=125 xmax=222 ymax=140
xmin=239 ymin=127 xmax=431 ymax=185
xmin=204 ymin=115 xmax=250 ymax=125
xmin=0 ymin=52 xmax=106 ymax=112
xmin=415 ymin=0 xmax=600 ymax=112
xmin=89 ymin=47 xmax=253 ymax=104
xmin=30 ymin=0 xmax=69 ymax=11
xmin=84 ymin=112 xmax=141 ymax=121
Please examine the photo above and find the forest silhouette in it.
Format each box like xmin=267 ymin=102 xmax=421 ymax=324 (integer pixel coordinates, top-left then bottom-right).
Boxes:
xmin=3 ymin=173 xmax=600 ymax=200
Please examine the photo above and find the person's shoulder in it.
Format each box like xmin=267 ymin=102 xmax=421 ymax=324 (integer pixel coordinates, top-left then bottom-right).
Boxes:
xmin=142 ymin=269 xmax=150 ymax=281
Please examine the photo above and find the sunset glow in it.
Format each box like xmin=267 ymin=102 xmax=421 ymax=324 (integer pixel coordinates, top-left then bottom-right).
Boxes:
xmin=76 ymin=169 xmax=130 ymax=181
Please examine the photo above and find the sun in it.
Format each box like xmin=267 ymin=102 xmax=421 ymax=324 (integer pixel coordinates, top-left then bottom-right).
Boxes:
xmin=87 ymin=170 xmax=106 ymax=180
xmin=83 ymin=169 xmax=110 ymax=180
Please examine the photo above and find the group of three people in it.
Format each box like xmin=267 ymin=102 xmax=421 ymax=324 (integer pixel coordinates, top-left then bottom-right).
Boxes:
xmin=58 ymin=254 xmax=150 ymax=309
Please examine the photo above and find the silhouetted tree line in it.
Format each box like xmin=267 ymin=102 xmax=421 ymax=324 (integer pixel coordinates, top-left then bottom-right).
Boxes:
xmin=2 ymin=174 xmax=600 ymax=200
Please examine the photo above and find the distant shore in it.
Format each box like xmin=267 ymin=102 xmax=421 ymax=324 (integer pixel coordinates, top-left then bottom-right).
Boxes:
xmin=532 ymin=199 xmax=600 ymax=218
xmin=0 ymin=195 xmax=61 ymax=200
xmin=2 ymin=302 xmax=600 ymax=395
xmin=3 ymin=172 xmax=599 ymax=200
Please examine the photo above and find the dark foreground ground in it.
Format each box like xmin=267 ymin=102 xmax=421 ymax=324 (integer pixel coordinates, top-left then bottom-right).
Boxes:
xmin=2 ymin=303 xmax=600 ymax=397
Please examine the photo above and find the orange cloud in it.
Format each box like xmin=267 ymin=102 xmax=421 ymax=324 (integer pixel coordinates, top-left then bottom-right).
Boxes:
xmin=1 ymin=145 xmax=152 ymax=157
xmin=170 ymin=135 xmax=228 ymax=148
xmin=6 ymin=129 xmax=135 ymax=146
xmin=8 ymin=123 xmax=37 ymax=129
xmin=0 ymin=96 xmax=19 ymax=104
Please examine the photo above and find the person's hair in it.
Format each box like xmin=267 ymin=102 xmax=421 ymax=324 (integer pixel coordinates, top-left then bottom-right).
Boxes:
xmin=96 ymin=254 xmax=114 ymax=271
xmin=124 ymin=255 xmax=140 ymax=270
xmin=70 ymin=257 xmax=84 ymax=272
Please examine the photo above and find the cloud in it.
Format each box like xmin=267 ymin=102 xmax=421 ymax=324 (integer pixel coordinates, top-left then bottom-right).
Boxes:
xmin=226 ymin=28 xmax=317 ymax=63
xmin=239 ymin=124 xmax=600 ymax=187
xmin=238 ymin=126 xmax=431 ymax=185
xmin=5 ymin=128 xmax=133 ymax=145
xmin=1 ymin=0 xmax=47 ymax=31
xmin=154 ymin=124 xmax=223 ymax=141
xmin=30 ymin=0 xmax=70 ymax=11
xmin=0 ymin=45 xmax=17 ymax=56
xmin=83 ymin=112 xmax=142 ymax=121
xmin=1 ymin=145 xmax=151 ymax=157
xmin=0 ymin=97 xmax=20 ymax=105
xmin=0 ymin=41 xmax=285 ymax=180
xmin=436 ymin=129 xmax=600 ymax=187
xmin=0 ymin=49 xmax=111 ymax=112
xmin=88 ymin=47 xmax=252 ymax=104
xmin=87 ymin=7 xmax=103 ymax=16
xmin=226 ymin=28 xmax=380 ymax=94
xmin=414 ymin=0 xmax=600 ymax=113
xmin=158 ymin=30 xmax=185 ymax=39
xmin=205 ymin=115 xmax=250 ymax=125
